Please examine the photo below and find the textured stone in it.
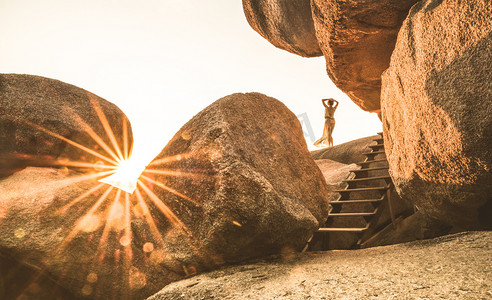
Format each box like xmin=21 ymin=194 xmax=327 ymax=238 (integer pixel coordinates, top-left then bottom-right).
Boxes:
xmin=381 ymin=0 xmax=492 ymax=229
xmin=242 ymin=0 xmax=322 ymax=57
xmin=0 ymin=74 xmax=132 ymax=177
xmin=148 ymin=92 xmax=331 ymax=271
xmin=148 ymin=231 xmax=492 ymax=300
xmin=311 ymin=0 xmax=418 ymax=111
xmin=0 ymin=252 xmax=76 ymax=300
xmin=315 ymin=159 xmax=357 ymax=202
xmin=0 ymin=167 xmax=183 ymax=300
xmin=311 ymin=135 xmax=379 ymax=164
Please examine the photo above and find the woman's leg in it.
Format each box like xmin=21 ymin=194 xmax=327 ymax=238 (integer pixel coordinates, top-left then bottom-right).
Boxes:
xmin=314 ymin=121 xmax=329 ymax=146
xmin=327 ymin=122 xmax=335 ymax=147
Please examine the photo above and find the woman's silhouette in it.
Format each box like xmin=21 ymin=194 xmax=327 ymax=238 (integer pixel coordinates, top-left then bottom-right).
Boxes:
xmin=314 ymin=98 xmax=338 ymax=147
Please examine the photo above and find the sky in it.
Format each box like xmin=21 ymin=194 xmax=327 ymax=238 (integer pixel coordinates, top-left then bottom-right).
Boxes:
xmin=0 ymin=0 xmax=382 ymax=167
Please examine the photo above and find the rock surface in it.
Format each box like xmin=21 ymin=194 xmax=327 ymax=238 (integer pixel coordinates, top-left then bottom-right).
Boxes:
xmin=0 ymin=74 xmax=132 ymax=177
xmin=148 ymin=231 xmax=492 ymax=299
xmin=242 ymin=0 xmax=322 ymax=57
xmin=0 ymin=252 xmax=77 ymax=300
xmin=0 ymin=167 xmax=183 ymax=300
xmin=381 ymin=0 xmax=492 ymax=230
xmin=314 ymin=159 xmax=357 ymax=203
xmin=311 ymin=0 xmax=418 ymax=111
xmin=311 ymin=135 xmax=378 ymax=164
xmin=146 ymin=92 xmax=331 ymax=274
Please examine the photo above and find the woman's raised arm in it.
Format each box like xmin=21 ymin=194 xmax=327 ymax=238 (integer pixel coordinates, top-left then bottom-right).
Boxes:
xmin=322 ymin=98 xmax=329 ymax=108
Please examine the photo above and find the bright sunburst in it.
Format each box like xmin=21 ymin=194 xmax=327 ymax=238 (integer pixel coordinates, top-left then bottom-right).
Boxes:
xmin=99 ymin=158 xmax=146 ymax=194
xmin=9 ymin=94 xmax=212 ymax=299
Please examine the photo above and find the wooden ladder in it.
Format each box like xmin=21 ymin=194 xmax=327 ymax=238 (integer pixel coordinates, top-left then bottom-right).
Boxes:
xmin=305 ymin=132 xmax=398 ymax=251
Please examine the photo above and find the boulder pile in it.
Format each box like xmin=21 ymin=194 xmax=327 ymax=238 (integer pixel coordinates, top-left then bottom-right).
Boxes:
xmin=0 ymin=81 xmax=331 ymax=299
xmin=242 ymin=0 xmax=418 ymax=111
xmin=244 ymin=0 xmax=492 ymax=231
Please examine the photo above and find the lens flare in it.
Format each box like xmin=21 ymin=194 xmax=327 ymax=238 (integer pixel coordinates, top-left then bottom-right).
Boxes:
xmin=8 ymin=95 xmax=221 ymax=299
xmin=98 ymin=158 xmax=145 ymax=194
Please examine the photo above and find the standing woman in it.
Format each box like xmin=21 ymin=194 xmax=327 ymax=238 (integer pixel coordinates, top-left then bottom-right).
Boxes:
xmin=314 ymin=98 xmax=339 ymax=147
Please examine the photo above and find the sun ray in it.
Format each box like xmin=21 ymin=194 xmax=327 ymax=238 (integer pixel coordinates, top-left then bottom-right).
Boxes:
xmin=121 ymin=192 xmax=133 ymax=300
xmin=60 ymin=186 xmax=114 ymax=249
xmin=0 ymin=153 xmax=117 ymax=170
xmin=48 ymin=159 xmax=117 ymax=170
xmin=135 ymin=184 xmax=209 ymax=262
xmin=72 ymin=113 xmax=122 ymax=163
xmin=85 ymin=186 xmax=115 ymax=219
xmin=139 ymin=174 xmax=199 ymax=206
xmin=57 ymin=183 xmax=107 ymax=214
xmin=134 ymin=187 xmax=165 ymax=247
xmin=137 ymin=180 xmax=190 ymax=235
xmin=147 ymin=152 xmax=193 ymax=167
xmin=94 ymin=189 xmax=122 ymax=265
xmin=142 ymin=173 xmax=246 ymax=234
xmin=53 ymin=170 xmax=116 ymax=187
xmin=122 ymin=192 xmax=132 ymax=254
xmin=14 ymin=268 xmax=46 ymax=300
xmin=88 ymin=95 xmax=124 ymax=161
xmin=143 ymin=168 xmax=212 ymax=180
xmin=22 ymin=120 xmax=118 ymax=166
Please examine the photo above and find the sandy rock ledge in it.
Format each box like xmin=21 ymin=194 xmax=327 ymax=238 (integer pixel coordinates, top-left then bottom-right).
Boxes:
xmin=148 ymin=231 xmax=492 ymax=299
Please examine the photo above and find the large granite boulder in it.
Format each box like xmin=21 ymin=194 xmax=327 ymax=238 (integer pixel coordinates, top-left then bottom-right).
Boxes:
xmin=242 ymin=0 xmax=322 ymax=57
xmin=381 ymin=0 xmax=492 ymax=230
xmin=147 ymin=92 xmax=331 ymax=270
xmin=310 ymin=0 xmax=418 ymax=111
xmin=0 ymin=74 xmax=132 ymax=177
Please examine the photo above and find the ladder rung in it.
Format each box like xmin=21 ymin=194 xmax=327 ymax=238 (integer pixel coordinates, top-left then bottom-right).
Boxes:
xmin=350 ymin=166 xmax=389 ymax=173
xmin=335 ymin=186 xmax=388 ymax=193
xmin=330 ymin=212 xmax=376 ymax=217
xmin=377 ymin=132 xmax=383 ymax=135
xmin=317 ymin=227 xmax=367 ymax=232
xmin=330 ymin=199 xmax=383 ymax=204
xmin=373 ymin=137 xmax=384 ymax=142
xmin=363 ymin=150 xmax=386 ymax=156
xmin=368 ymin=144 xmax=385 ymax=149
xmin=345 ymin=176 xmax=391 ymax=183
xmin=357 ymin=159 xmax=388 ymax=165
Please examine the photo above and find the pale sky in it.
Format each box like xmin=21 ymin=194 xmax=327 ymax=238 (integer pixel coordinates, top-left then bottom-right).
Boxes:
xmin=0 ymin=0 xmax=382 ymax=166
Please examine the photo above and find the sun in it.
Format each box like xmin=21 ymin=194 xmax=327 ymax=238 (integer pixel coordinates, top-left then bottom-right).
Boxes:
xmin=99 ymin=158 xmax=145 ymax=194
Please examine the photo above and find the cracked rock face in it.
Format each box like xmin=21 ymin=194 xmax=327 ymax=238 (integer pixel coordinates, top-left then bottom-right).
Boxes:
xmin=242 ymin=0 xmax=322 ymax=57
xmin=381 ymin=0 xmax=492 ymax=229
xmin=311 ymin=0 xmax=419 ymax=111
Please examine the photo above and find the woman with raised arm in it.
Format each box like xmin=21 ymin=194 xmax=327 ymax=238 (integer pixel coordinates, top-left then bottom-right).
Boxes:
xmin=314 ymin=98 xmax=339 ymax=147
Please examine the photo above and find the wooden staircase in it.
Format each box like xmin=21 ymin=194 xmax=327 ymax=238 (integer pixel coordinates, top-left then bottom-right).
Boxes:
xmin=305 ymin=132 xmax=400 ymax=251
